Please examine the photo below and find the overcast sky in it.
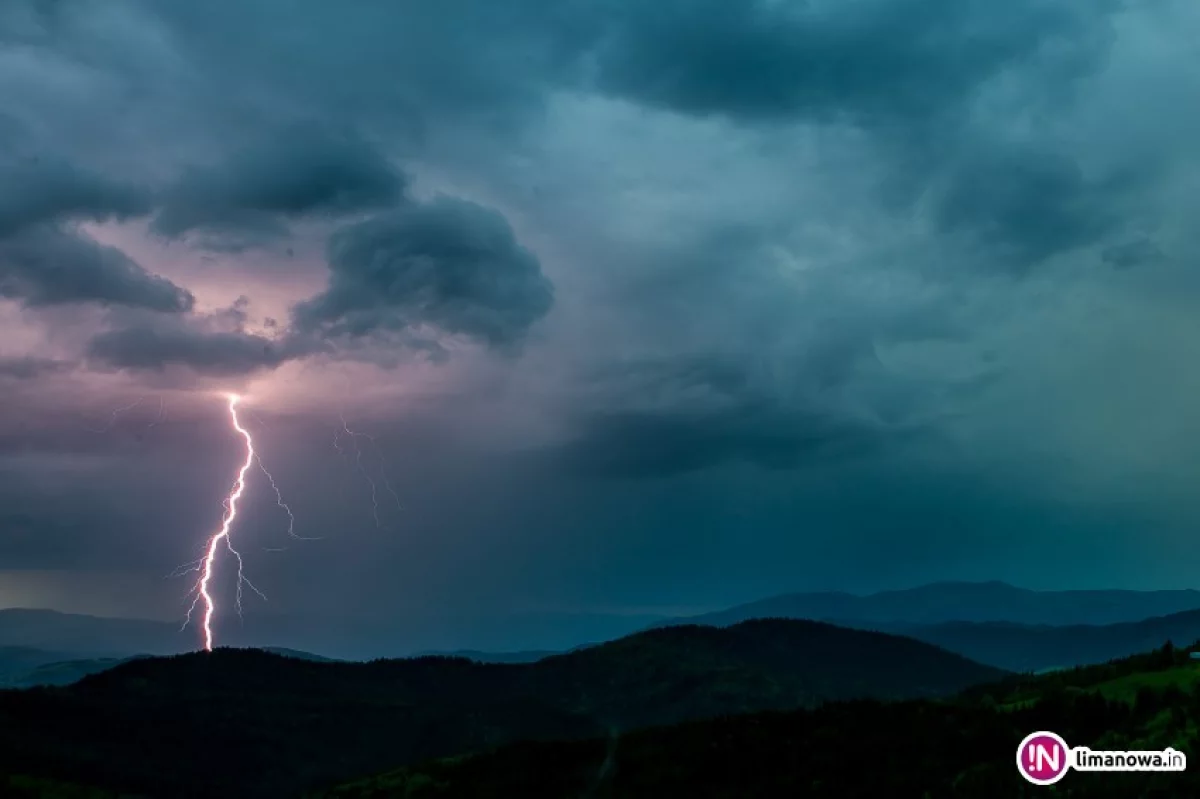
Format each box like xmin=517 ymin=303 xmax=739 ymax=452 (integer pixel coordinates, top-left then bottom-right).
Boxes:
xmin=3 ymin=0 xmax=1200 ymax=654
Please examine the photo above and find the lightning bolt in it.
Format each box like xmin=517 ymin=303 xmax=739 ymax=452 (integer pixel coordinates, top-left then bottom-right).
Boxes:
xmin=86 ymin=395 xmax=166 ymax=439
xmin=181 ymin=393 xmax=267 ymax=651
xmin=85 ymin=396 xmax=145 ymax=433
xmin=335 ymin=411 xmax=403 ymax=527
xmin=257 ymin=455 xmax=320 ymax=542
xmin=239 ymin=405 xmax=319 ymax=547
xmin=145 ymin=396 xmax=165 ymax=431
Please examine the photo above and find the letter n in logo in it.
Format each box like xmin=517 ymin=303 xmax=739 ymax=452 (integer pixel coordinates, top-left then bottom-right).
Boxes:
xmin=1017 ymin=731 xmax=1070 ymax=785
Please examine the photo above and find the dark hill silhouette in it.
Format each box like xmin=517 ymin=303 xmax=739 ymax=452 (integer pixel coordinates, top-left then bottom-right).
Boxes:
xmin=258 ymin=646 xmax=339 ymax=662
xmin=527 ymin=620 xmax=1003 ymax=728
xmin=0 ymin=619 xmax=1001 ymax=798
xmin=324 ymin=643 xmax=1200 ymax=799
xmin=410 ymin=609 xmax=1200 ymax=674
xmin=0 ymin=647 xmax=91 ymax=686
xmin=889 ymin=608 xmax=1200 ymax=673
xmin=657 ymin=581 xmax=1200 ymax=629
xmin=416 ymin=648 xmax=561 ymax=663
xmin=0 ymin=646 xmax=71 ymax=673
xmin=0 ymin=640 xmax=333 ymax=689
xmin=7 ymin=654 xmax=136 ymax=688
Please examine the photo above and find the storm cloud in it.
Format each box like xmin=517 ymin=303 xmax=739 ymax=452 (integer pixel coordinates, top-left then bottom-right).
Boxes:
xmin=0 ymin=158 xmax=151 ymax=236
xmin=0 ymin=225 xmax=193 ymax=311
xmin=85 ymin=299 xmax=316 ymax=377
xmin=556 ymin=403 xmax=890 ymax=478
xmin=550 ymin=355 xmax=930 ymax=478
xmin=152 ymin=125 xmax=409 ymax=242
xmin=0 ymin=355 xmax=71 ymax=380
xmin=86 ymin=323 xmax=290 ymax=377
xmin=293 ymin=198 xmax=554 ymax=350
xmin=587 ymin=0 xmax=1118 ymax=125
xmin=932 ymin=144 xmax=1133 ymax=267
xmin=0 ymin=153 xmax=180 ymax=311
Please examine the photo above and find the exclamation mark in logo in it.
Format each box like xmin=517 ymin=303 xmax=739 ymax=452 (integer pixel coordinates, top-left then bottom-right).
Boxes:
xmin=1017 ymin=731 xmax=1071 ymax=786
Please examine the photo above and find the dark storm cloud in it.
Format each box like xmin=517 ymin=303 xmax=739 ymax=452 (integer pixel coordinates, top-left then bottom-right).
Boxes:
xmin=293 ymin=198 xmax=554 ymax=349
xmin=152 ymin=125 xmax=409 ymax=241
xmin=1102 ymin=237 xmax=1166 ymax=270
xmin=553 ymin=356 xmax=906 ymax=478
xmin=583 ymin=356 xmax=755 ymax=400
xmin=85 ymin=315 xmax=313 ymax=377
xmin=572 ymin=0 xmax=1131 ymax=278
xmin=557 ymin=404 xmax=889 ymax=478
xmin=152 ymin=0 xmax=591 ymax=138
xmin=933 ymin=145 xmax=1131 ymax=267
xmin=588 ymin=0 xmax=1117 ymax=124
xmin=160 ymin=0 xmax=1120 ymax=139
xmin=0 ymin=158 xmax=152 ymax=236
xmin=0 ymin=226 xmax=194 ymax=312
xmin=0 ymin=356 xmax=72 ymax=380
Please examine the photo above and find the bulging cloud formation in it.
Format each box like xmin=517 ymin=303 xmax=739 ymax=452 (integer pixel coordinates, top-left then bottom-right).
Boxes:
xmin=0 ymin=355 xmax=71 ymax=380
xmin=554 ymin=358 xmax=888 ymax=477
xmin=0 ymin=0 xmax=1137 ymax=381
xmin=0 ymin=108 xmax=549 ymax=376
xmin=152 ymin=125 xmax=409 ymax=242
xmin=0 ymin=158 xmax=152 ymax=236
xmin=587 ymin=0 xmax=1117 ymax=125
xmin=86 ymin=317 xmax=301 ymax=378
xmin=77 ymin=146 xmax=555 ymax=375
xmin=293 ymin=198 xmax=554 ymax=351
xmin=84 ymin=295 xmax=318 ymax=378
xmin=0 ymin=155 xmax=190 ymax=312
xmin=932 ymin=144 xmax=1132 ymax=268
xmin=0 ymin=225 xmax=193 ymax=312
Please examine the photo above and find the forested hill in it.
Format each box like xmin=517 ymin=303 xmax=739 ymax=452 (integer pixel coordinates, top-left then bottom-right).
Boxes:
xmin=0 ymin=619 xmax=1001 ymax=798
xmin=324 ymin=643 xmax=1200 ymax=799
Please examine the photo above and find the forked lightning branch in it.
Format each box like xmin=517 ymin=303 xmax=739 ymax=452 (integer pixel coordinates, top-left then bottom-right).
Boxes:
xmin=179 ymin=394 xmax=292 ymax=651
xmin=174 ymin=393 xmax=399 ymax=651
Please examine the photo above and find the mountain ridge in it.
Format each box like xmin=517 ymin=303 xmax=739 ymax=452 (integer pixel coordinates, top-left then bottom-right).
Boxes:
xmin=654 ymin=581 xmax=1200 ymax=629
xmin=321 ymin=641 xmax=1200 ymax=798
xmin=884 ymin=608 xmax=1200 ymax=672
xmin=0 ymin=618 xmax=1002 ymax=798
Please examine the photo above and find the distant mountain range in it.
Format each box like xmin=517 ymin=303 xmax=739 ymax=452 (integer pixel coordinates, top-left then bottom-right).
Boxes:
xmin=0 ymin=609 xmax=188 ymax=656
xmin=8 ymin=581 xmax=1200 ymax=681
xmin=0 ymin=646 xmax=106 ymax=688
xmin=883 ymin=610 xmax=1200 ymax=673
xmin=416 ymin=583 xmax=1200 ymax=673
xmin=418 ymin=610 xmax=1200 ymax=675
xmin=640 ymin=582 xmax=1200 ymax=673
xmin=0 ymin=619 xmax=1001 ymax=797
xmin=656 ymin=581 xmax=1200 ymax=628
xmin=259 ymin=646 xmax=340 ymax=663
xmin=0 ymin=637 xmax=335 ymax=689
xmin=0 ymin=607 xmax=663 ymax=661
xmin=0 ymin=651 xmax=136 ymax=688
